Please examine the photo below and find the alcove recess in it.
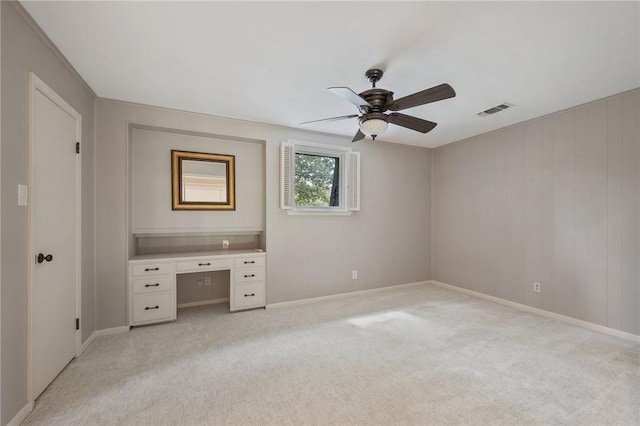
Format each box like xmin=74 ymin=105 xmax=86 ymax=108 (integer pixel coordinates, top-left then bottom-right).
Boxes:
xmin=127 ymin=123 xmax=266 ymax=259
xmin=134 ymin=233 xmax=262 ymax=256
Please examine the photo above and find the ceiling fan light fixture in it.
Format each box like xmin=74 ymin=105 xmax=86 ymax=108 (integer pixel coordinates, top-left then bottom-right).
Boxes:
xmin=359 ymin=118 xmax=388 ymax=140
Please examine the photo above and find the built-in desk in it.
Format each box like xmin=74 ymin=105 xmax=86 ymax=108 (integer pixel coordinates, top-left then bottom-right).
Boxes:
xmin=128 ymin=249 xmax=266 ymax=326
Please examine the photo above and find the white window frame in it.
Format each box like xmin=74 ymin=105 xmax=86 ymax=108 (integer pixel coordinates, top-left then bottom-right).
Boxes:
xmin=281 ymin=140 xmax=360 ymax=215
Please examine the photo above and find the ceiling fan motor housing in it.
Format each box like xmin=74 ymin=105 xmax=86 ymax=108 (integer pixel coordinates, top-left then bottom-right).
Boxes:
xmin=359 ymin=88 xmax=393 ymax=115
xmin=360 ymin=69 xmax=394 ymax=116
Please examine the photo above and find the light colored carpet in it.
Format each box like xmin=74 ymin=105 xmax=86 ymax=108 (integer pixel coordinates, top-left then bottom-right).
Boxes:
xmin=23 ymin=284 xmax=639 ymax=425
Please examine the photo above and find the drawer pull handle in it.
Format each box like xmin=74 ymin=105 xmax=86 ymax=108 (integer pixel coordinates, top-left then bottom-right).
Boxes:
xmin=144 ymin=305 xmax=159 ymax=310
xmin=244 ymin=293 xmax=255 ymax=297
xmin=145 ymin=283 xmax=160 ymax=288
xmin=198 ymin=262 xmax=211 ymax=266
xmin=244 ymin=274 xmax=255 ymax=278
xmin=144 ymin=267 xmax=159 ymax=272
xmin=244 ymin=261 xmax=255 ymax=264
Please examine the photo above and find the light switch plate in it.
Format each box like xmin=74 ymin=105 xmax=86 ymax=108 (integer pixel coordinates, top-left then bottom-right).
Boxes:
xmin=18 ymin=185 xmax=28 ymax=206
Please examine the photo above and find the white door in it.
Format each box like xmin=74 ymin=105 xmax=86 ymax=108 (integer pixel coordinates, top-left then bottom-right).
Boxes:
xmin=30 ymin=74 xmax=80 ymax=399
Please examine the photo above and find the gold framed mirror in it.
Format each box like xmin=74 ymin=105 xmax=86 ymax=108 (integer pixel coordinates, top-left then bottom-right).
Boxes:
xmin=171 ymin=150 xmax=235 ymax=210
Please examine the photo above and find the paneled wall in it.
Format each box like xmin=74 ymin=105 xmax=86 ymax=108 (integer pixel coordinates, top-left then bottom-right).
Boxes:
xmin=432 ymin=89 xmax=639 ymax=335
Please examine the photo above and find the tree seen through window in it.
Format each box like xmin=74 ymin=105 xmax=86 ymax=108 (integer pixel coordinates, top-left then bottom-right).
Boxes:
xmin=294 ymin=153 xmax=339 ymax=207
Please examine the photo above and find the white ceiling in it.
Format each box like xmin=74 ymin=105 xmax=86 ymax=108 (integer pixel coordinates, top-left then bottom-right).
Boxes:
xmin=20 ymin=1 xmax=640 ymax=148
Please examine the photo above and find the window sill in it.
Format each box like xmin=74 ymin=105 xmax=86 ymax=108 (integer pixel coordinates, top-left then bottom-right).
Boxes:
xmin=286 ymin=209 xmax=353 ymax=216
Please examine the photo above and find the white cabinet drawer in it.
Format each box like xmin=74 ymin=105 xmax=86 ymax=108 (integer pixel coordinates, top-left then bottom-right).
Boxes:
xmin=176 ymin=259 xmax=232 ymax=272
xmin=234 ymin=256 xmax=264 ymax=269
xmin=132 ymin=263 xmax=174 ymax=277
xmin=132 ymin=293 xmax=174 ymax=324
xmin=234 ymin=267 xmax=264 ymax=283
xmin=233 ymin=282 xmax=265 ymax=310
xmin=132 ymin=275 xmax=172 ymax=294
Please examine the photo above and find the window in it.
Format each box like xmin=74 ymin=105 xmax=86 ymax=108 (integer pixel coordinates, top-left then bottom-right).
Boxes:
xmin=281 ymin=140 xmax=360 ymax=215
xmin=294 ymin=152 xmax=339 ymax=208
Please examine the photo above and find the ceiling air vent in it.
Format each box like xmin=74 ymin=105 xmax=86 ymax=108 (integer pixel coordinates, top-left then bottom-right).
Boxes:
xmin=477 ymin=102 xmax=513 ymax=117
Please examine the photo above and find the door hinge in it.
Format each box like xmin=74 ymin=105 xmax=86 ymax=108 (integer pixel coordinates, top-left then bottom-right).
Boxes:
xmin=75 ymin=142 xmax=80 ymax=154
xmin=76 ymin=318 xmax=80 ymax=330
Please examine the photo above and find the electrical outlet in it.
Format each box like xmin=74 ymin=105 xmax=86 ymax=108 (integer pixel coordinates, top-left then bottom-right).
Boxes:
xmin=533 ymin=282 xmax=541 ymax=293
xmin=352 ymin=270 xmax=358 ymax=280
xmin=197 ymin=279 xmax=204 ymax=286
xmin=222 ymin=240 xmax=230 ymax=248
xmin=204 ymin=276 xmax=211 ymax=286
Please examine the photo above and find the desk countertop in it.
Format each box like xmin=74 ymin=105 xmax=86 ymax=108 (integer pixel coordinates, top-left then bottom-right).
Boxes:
xmin=129 ymin=249 xmax=265 ymax=262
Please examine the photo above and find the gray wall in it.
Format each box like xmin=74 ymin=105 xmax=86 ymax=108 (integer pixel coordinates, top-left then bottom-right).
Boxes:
xmin=131 ymin=127 xmax=264 ymax=234
xmin=0 ymin=2 xmax=96 ymax=424
xmin=432 ymin=89 xmax=640 ymax=335
xmin=95 ymin=99 xmax=432 ymax=329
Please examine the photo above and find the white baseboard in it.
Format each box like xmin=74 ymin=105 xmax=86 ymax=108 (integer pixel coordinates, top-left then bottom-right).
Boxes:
xmin=77 ymin=326 xmax=129 ymax=356
xmin=7 ymin=402 xmax=33 ymax=426
xmin=94 ymin=325 xmax=130 ymax=337
xmin=178 ymin=297 xmax=229 ymax=309
xmin=266 ymin=281 xmax=429 ymax=310
xmin=79 ymin=331 xmax=97 ymax=355
xmin=430 ymin=280 xmax=640 ymax=343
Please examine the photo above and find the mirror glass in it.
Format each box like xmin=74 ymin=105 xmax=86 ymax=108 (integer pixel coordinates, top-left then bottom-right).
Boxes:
xmin=171 ymin=150 xmax=235 ymax=210
xmin=181 ymin=160 xmax=228 ymax=202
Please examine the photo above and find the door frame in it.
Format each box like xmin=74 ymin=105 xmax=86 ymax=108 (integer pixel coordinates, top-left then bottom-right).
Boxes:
xmin=27 ymin=72 xmax=82 ymax=403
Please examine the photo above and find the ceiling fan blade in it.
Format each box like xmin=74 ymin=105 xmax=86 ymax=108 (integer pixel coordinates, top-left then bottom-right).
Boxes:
xmin=351 ymin=129 xmax=366 ymax=143
xmin=387 ymin=113 xmax=437 ymax=133
xmin=328 ymin=87 xmax=372 ymax=109
xmin=300 ymin=114 xmax=359 ymax=125
xmin=387 ymin=83 xmax=455 ymax=111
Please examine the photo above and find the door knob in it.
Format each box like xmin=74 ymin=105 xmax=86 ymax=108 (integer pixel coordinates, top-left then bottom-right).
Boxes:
xmin=36 ymin=253 xmax=53 ymax=264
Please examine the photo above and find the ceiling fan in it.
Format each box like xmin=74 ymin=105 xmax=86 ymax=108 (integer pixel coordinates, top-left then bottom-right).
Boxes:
xmin=302 ymin=69 xmax=456 ymax=142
